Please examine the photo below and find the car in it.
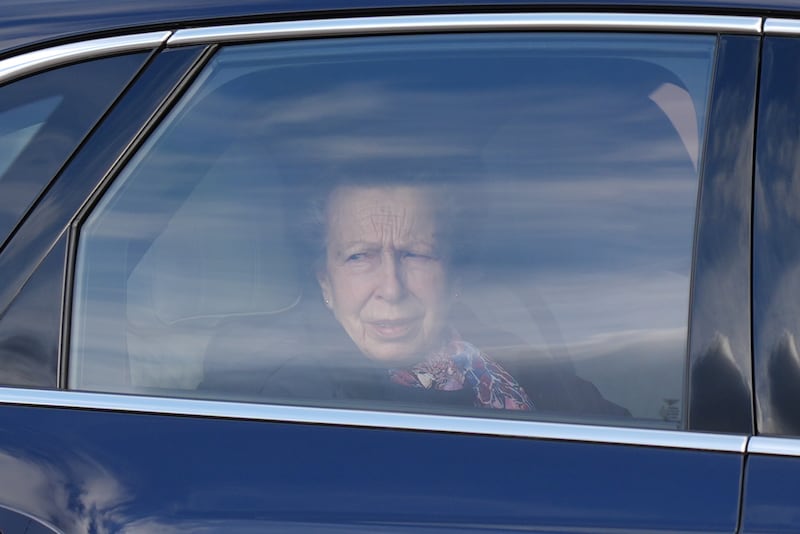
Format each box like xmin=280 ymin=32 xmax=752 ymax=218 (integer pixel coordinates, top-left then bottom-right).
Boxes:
xmin=2 ymin=0 xmax=800 ymax=532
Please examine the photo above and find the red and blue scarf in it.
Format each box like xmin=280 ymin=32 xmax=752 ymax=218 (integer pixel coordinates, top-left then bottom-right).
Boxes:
xmin=388 ymin=331 xmax=532 ymax=410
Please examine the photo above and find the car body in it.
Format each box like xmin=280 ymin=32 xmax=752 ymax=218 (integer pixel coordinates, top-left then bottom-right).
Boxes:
xmin=2 ymin=1 xmax=800 ymax=532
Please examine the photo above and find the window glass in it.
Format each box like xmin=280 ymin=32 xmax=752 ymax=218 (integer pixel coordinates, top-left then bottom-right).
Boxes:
xmin=0 ymin=237 xmax=66 ymax=388
xmin=70 ymin=33 xmax=715 ymax=428
xmin=0 ymin=97 xmax=62 ymax=178
xmin=0 ymin=52 xmax=148 ymax=247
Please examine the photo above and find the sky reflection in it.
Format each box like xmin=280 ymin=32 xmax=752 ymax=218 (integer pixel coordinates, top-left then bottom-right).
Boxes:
xmin=72 ymin=32 xmax=713 ymax=424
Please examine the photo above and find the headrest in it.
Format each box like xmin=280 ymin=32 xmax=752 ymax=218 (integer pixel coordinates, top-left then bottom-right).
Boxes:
xmin=126 ymin=151 xmax=302 ymax=326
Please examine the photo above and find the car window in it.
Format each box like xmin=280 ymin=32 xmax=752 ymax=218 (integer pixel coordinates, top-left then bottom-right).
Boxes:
xmin=69 ymin=33 xmax=715 ymax=428
xmin=0 ymin=96 xmax=62 ymax=177
xmin=0 ymin=52 xmax=148 ymax=249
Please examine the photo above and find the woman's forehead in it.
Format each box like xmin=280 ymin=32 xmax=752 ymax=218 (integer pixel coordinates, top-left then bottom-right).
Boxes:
xmin=328 ymin=185 xmax=437 ymax=218
xmin=326 ymin=185 xmax=440 ymax=238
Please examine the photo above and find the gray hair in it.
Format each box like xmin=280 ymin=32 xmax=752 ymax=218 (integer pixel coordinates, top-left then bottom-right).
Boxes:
xmin=290 ymin=160 xmax=486 ymax=279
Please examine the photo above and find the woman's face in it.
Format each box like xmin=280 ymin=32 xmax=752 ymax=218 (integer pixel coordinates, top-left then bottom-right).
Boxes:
xmin=318 ymin=185 xmax=453 ymax=364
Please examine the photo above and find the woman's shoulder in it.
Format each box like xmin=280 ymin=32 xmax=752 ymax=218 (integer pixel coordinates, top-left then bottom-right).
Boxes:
xmin=493 ymin=348 xmax=631 ymax=418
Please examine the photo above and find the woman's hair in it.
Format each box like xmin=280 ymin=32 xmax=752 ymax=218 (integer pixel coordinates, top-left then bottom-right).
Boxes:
xmin=289 ymin=157 xmax=486 ymax=279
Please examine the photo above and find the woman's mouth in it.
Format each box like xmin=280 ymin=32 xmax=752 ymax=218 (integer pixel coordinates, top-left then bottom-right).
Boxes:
xmin=368 ymin=319 xmax=419 ymax=339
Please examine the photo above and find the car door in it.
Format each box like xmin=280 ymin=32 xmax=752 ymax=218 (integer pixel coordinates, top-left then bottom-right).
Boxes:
xmin=744 ymin=17 xmax=800 ymax=534
xmin=0 ymin=12 xmax=759 ymax=534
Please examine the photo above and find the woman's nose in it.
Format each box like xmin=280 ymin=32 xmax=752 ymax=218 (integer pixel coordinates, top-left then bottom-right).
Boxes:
xmin=376 ymin=253 xmax=406 ymax=301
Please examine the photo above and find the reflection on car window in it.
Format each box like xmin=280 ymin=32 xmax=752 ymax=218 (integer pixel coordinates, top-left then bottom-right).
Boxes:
xmin=0 ymin=97 xmax=61 ymax=179
xmin=0 ymin=52 xmax=148 ymax=248
xmin=70 ymin=33 xmax=715 ymax=428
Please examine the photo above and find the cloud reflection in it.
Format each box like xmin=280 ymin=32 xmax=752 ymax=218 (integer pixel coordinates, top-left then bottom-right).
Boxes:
xmin=0 ymin=441 xmax=129 ymax=533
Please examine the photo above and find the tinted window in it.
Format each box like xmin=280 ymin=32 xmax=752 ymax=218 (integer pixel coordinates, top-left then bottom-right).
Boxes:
xmin=0 ymin=53 xmax=148 ymax=248
xmin=0 ymin=96 xmax=61 ymax=177
xmin=0 ymin=236 xmax=66 ymax=387
xmin=70 ymin=34 xmax=715 ymax=428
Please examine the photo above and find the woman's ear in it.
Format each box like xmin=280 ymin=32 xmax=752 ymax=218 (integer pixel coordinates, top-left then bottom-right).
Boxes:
xmin=451 ymin=275 xmax=463 ymax=300
xmin=317 ymin=270 xmax=333 ymax=309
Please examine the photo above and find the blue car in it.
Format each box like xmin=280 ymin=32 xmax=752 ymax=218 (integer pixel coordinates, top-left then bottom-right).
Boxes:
xmin=2 ymin=0 xmax=800 ymax=532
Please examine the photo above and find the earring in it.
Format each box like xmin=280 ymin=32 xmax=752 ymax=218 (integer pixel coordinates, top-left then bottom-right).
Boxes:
xmin=324 ymin=297 xmax=330 ymax=305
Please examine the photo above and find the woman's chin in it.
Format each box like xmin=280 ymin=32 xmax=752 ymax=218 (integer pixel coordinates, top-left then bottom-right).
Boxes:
xmin=350 ymin=324 xmax=448 ymax=364
xmin=359 ymin=344 xmax=426 ymax=366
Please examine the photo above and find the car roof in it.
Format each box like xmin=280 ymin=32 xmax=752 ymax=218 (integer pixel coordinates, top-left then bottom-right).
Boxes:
xmin=2 ymin=0 xmax=796 ymax=57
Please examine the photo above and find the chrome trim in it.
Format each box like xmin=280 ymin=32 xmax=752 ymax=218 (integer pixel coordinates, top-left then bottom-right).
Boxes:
xmin=0 ymin=387 xmax=746 ymax=453
xmin=168 ymin=13 xmax=762 ymax=46
xmin=748 ymin=436 xmax=800 ymax=457
xmin=764 ymin=18 xmax=800 ymax=35
xmin=0 ymin=31 xmax=172 ymax=85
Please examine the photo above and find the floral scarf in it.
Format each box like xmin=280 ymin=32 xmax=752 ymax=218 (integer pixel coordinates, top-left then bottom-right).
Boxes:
xmin=388 ymin=331 xmax=532 ymax=410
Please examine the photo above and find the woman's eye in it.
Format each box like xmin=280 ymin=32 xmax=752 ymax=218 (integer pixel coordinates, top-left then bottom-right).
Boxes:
xmin=346 ymin=251 xmax=374 ymax=263
xmin=403 ymin=251 xmax=433 ymax=261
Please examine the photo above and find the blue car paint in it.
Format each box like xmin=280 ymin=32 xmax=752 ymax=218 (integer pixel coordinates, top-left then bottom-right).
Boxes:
xmin=741 ymin=453 xmax=800 ymax=533
xmin=0 ymin=404 xmax=742 ymax=533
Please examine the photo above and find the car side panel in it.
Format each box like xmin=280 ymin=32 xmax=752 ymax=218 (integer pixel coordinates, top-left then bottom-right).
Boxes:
xmin=0 ymin=403 xmax=743 ymax=533
xmin=741 ymin=452 xmax=800 ymax=532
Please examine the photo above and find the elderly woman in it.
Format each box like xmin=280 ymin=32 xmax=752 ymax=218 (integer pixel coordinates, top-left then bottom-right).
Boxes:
xmin=201 ymin=175 xmax=629 ymax=416
xmin=315 ymin=181 xmax=531 ymax=411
